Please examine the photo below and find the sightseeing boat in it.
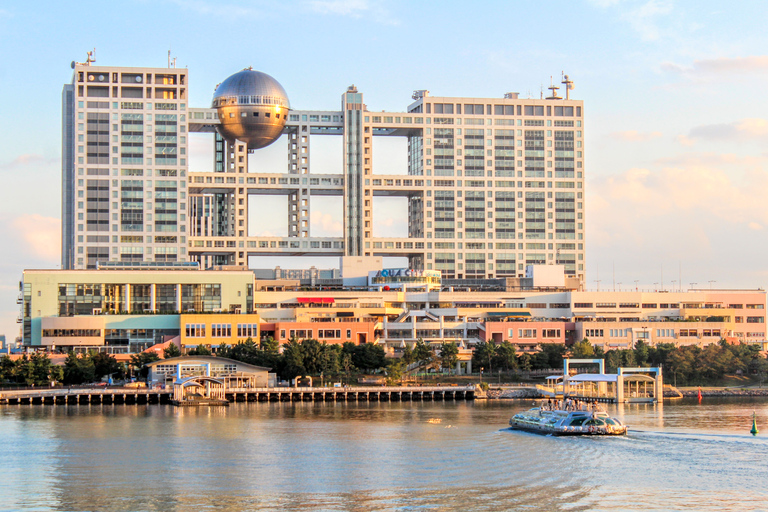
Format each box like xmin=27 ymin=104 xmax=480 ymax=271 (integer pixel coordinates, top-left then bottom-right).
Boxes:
xmin=509 ymin=407 xmax=627 ymax=436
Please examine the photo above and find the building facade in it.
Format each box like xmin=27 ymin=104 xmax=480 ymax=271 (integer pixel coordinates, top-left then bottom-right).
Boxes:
xmin=62 ymin=60 xmax=585 ymax=283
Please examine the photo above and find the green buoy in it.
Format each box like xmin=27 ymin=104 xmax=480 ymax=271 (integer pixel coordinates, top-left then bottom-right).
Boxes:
xmin=751 ymin=411 xmax=759 ymax=436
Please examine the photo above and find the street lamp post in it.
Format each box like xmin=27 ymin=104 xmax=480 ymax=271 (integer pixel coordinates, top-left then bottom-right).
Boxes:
xmin=709 ymin=280 xmax=716 ymax=290
xmin=672 ymin=280 xmax=677 ymax=292
xmin=690 ymin=282 xmax=697 ymax=291
xmin=634 ymin=280 xmax=639 ymax=291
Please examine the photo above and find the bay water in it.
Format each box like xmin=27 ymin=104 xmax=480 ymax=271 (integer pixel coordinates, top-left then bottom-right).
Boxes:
xmin=2 ymin=397 xmax=767 ymax=511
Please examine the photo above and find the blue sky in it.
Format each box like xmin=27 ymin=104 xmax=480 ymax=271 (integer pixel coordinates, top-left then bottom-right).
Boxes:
xmin=1 ymin=0 xmax=768 ymax=342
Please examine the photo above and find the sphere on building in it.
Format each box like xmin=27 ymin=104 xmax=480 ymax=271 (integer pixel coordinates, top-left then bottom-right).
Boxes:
xmin=212 ymin=67 xmax=290 ymax=150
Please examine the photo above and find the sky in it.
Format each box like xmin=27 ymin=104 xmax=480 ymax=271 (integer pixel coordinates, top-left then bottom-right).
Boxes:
xmin=1 ymin=0 xmax=768 ymax=342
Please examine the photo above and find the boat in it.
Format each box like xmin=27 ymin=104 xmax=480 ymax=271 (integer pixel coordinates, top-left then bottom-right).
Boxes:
xmin=509 ymin=407 xmax=627 ymax=436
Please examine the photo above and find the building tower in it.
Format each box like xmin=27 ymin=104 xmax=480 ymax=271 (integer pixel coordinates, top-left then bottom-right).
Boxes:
xmin=61 ymin=56 xmax=188 ymax=269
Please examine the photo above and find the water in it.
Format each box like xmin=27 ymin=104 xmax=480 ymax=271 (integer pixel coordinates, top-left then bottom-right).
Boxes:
xmin=2 ymin=398 xmax=767 ymax=511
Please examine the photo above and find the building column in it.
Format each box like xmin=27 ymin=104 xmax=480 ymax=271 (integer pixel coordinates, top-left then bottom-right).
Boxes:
xmin=150 ymin=284 xmax=156 ymax=312
xmin=125 ymin=283 xmax=131 ymax=313
xmin=616 ymin=375 xmax=624 ymax=403
xmin=176 ymin=284 xmax=182 ymax=312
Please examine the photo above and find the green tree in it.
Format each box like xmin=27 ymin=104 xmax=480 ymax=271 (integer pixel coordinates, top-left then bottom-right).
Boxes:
xmin=301 ymin=339 xmax=325 ymax=374
xmin=472 ymin=341 xmax=497 ymax=373
xmin=129 ymin=352 xmax=160 ymax=380
xmin=386 ymin=360 xmax=404 ymax=385
xmin=539 ymin=343 xmax=566 ymax=369
xmin=260 ymin=336 xmax=279 ymax=354
xmin=401 ymin=344 xmax=415 ymax=365
xmin=0 ymin=355 xmax=16 ymax=383
xmin=570 ymin=338 xmax=594 ymax=358
xmin=413 ymin=338 xmax=434 ymax=367
xmin=439 ymin=341 xmax=459 ymax=373
xmin=516 ymin=352 xmax=533 ymax=371
xmin=163 ymin=343 xmax=181 ymax=359
xmin=634 ymin=339 xmax=650 ymax=366
xmin=29 ymin=353 xmax=54 ymax=386
xmin=352 ymin=343 xmax=386 ymax=371
xmin=63 ymin=352 xmax=96 ymax=385
xmin=188 ymin=344 xmax=212 ymax=356
xmin=282 ymin=338 xmax=305 ymax=379
xmin=493 ymin=341 xmax=518 ymax=371
xmin=89 ymin=351 xmax=123 ymax=380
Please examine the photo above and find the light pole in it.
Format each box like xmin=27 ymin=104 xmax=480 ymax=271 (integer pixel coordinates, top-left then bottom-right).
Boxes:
xmin=617 ymin=282 xmax=622 ymax=292
xmin=595 ymin=279 xmax=601 ymax=292
xmin=709 ymin=280 xmax=716 ymax=290
xmin=672 ymin=280 xmax=677 ymax=292
xmin=634 ymin=280 xmax=639 ymax=292
xmin=654 ymin=282 xmax=659 ymax=292
xmin=690 ymin=282 xmax=697 ymax=291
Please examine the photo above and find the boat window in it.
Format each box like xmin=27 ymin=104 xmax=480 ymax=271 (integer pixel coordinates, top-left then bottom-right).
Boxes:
xmin=568 ymin=417 xmax=588 ymax=426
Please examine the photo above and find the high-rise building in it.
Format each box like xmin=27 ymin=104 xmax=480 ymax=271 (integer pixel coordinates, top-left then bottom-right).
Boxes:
xmin=62 ymin=59 xmax=188 ymax=269
xmin=63 ymin=61 xmax=585 ymax=282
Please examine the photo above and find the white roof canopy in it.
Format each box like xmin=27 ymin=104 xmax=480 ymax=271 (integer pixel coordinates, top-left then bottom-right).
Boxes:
xmin=566 ymin=374 xmax=618 ymax=383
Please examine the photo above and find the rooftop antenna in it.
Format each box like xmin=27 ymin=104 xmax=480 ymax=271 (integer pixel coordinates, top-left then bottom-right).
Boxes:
xmin=561 ymin=72 xmax=574 ymax=100
xmin=86 ymin=48 xmax=95 ymax=66
xmin=167 ymin=49 xmax=176 ymax=68
xmin=540 ymin=84 xmax=544 ymax=99
xmin=546 ymin=76 xmax=561 ymax=100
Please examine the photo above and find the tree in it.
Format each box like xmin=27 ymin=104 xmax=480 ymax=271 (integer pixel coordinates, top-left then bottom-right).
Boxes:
xmin=413 ymin=338 xmax=434 ymax=367
xmin=401 ymin=344 xmax=415 ymax=366
xmin=188 ymin=344 xmax=212 ymax=356
xmin=538 ymin=343 xmax=566 ymax=369
xmin=282 ymin=338 xmax=305 ymax=379
xmin=260 ymin=336 xmax=279 ymax=354
xmin=472 ymin=341 xmax=497 ymax=373
xmin=301 ymin=339 xmax=325 ymax=374
xmin=163 ymin=343 xmax=181 ymax=359
xmin=63 ymin=352 xmax=96 ymax=385
xmin=634 ymin=339 xmax=650 ymax=366
xmin=570 ymin=338 xmax=594 ymax=358
xmin=386 ymin=360 xmax=404 ymax=385
xmin=129 ymin=352 xmax=160 ymax=380
xmin=493 ymin=342 xmax=518 ymax=371
xmin=517 ymin=352 xmax=533 ymax=371
xmin=90 ymin=351 xmax=123 ymax=380
xmin=0 ymin=355 xmax=16 ymax=383
xmin=439 ymin=341 xmax=459 ymax=373
xmin=352 ymin=343 xmax=386 ymax=371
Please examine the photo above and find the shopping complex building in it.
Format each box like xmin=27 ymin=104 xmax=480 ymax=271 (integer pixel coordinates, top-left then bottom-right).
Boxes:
xmin=19 ymin=266 xmax=766 ymax=355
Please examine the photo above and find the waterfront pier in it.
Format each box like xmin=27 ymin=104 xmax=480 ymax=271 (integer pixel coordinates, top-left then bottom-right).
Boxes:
xmin=0 ymin=385 xmax=475 ymax=405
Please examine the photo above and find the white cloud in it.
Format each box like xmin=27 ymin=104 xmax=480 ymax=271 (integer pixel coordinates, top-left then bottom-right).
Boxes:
xmin=9 ymin=214 xmax=61 ymax=261
xmin=163 ymin=0 xmax=262 ymax=18
xmin=620 ymin=0 xmax=673 ymax=41
xmin=662 ymin=56 xmax=768 ymax=76
xmin=689 ymin=118 xmax=768 ymax=142
xmin=306 ymin=0 xmax=399 ymax=25
xmin=610 ymin=130 xmax=663 ymax=142
xmin=310 ymin=210 xmax=342 ymax=236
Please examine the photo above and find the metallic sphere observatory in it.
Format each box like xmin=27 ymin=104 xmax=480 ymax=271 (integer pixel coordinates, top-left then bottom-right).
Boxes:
xmin=212 ymin=67 xmax=290 ymax=150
